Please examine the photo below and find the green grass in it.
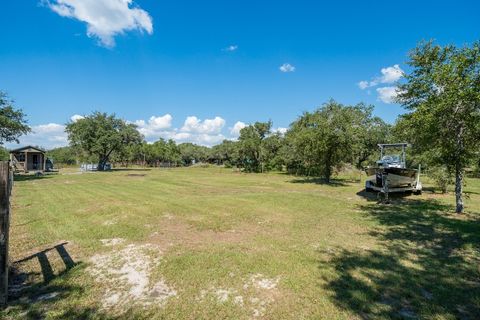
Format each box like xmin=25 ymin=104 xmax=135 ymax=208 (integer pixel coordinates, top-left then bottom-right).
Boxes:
xmin=2 ymin=167 xmax=480 ymax=319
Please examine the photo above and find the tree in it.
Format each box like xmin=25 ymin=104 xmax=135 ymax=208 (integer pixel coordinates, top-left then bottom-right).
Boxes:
xmin=65 ymin=112 xmax=143 ymax=170
xmin=0 ymin=91 xmax=30 ymax=145
xmin=178 ymin=143 xmax=209 ymax=165
xmin=47 ymin=146 xmax=77 ymax=165
xmin=396 ymin=41 xmax=480 ymax=213
xmin=209 ymin=140 xmax=239 ymax=167
xmin=354 ymin=116 xmax=392 ymax=168
xmin=286 ymin=100 xmax=376 ymax=182
xmin=237 ymin=121 xmax=272 ymax=172
xmin=262 ymin=132 xmax=285 ymax=171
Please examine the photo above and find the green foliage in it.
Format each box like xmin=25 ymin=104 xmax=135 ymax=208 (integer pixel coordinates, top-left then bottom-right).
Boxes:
xmin=142 ymin=139 xmax=181 ymax=166
xmin=209 ymin=140 xmax=239 ymax=167
xmin=428 ymin=166 xmax=452 ymax=194
xmin=285 ymin=100 xmax=384 ymax=182
xmin=47 ymin=146 xmax=77 ymax=165
xmin=0 ymin=91 xmax=31 ymax=145
xmin=237 ymin=121 xmax=274 ymax=172
xmin=261 ymin=132 xmax=285 ymax=171
xmin=178 ymin=143 xmax=210 ymax=165
xmin=65 ymin=112 xmax=143 ymax=170
xmin=0 ymin=146 xmax=9 ymax=161
xmin=396 ymin=40 xmax=480 ymax=212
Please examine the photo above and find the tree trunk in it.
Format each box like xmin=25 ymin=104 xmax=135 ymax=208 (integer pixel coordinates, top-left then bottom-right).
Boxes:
xmin=455 ymin=164 xmax=464 ymax=213
xmin=98 ymin=156 xmax=105 ymax=171
xmin=454 ymin=123 xmax=465 ymax=214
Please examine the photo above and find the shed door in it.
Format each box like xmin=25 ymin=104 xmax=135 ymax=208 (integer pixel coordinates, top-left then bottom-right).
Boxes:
xmin=32 ymin=154 xmax=39 ymax=170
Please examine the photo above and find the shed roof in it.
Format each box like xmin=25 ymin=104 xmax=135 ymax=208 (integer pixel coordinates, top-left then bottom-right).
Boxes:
xmin=9 ymin=145 xmax=46 ymax=154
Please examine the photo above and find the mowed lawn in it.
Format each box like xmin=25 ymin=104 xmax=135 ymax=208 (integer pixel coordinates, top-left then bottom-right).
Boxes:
xmin=2 ymin=167 xmax=480 ymax=319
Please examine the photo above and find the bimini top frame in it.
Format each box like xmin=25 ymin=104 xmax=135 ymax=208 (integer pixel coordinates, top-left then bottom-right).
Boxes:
xmin=378 ymin=143 xmax=410 ymax=169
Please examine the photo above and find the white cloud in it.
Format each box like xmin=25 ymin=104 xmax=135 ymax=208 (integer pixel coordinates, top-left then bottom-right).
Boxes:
xmin=176 ymin=133 xmax=225 ymax=146
xmin=273 ymin=127 xmax=288 ymax=135
xmin=358 ymin=64 xmax=404 ymax=104
xmin=230 ymin=121 xmax=246 ymax=137
xmin=70 ymin=114 xmax=84 ymax=122
xmin=44 ymin=0 xmax=153 ymax=47
xmin=279 ymin=63 xmax=295 ymax=73
xmin=134 ymin=114 xmax=173 ymax=139
xmin=379 ymin=64 xmax=403 ymax=83
xmin=224 ymin=45 xmax=238 ymax=52
xmin=5 ymin=123 xmax=68 ymax=150
xmin=181 ymin=116 xmax=225 ymax=134
xmin=358 ymin=64 xmax=404 ymax=90
xmin=357 ymin=80 xmax=370 ymax=90
xmin=376 ymin=86 xmax=399 ymax=104
xmin=135 ymin=115 xmax=226 ymax=146
xmin=7 ymin=114 xmax=238 ymax=150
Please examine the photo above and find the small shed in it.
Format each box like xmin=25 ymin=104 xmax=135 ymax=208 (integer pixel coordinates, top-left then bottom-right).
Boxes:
xmin=9 ymin=146 xmax=47 ymax=173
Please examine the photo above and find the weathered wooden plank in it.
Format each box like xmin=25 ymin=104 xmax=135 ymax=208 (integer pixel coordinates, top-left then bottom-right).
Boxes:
xmin=0 ymin=161 xmax=11 ymax=305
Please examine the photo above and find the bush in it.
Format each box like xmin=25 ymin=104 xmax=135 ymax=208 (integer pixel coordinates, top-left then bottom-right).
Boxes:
xmin=428 ymin=166 xmax=452 ymax=193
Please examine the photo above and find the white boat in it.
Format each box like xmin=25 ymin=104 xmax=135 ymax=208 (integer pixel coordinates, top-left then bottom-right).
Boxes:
xmin=365 ymin=143 xmax=422 ymax=194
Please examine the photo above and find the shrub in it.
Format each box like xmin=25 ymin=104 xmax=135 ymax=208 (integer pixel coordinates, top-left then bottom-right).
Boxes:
xmin=429 ymin=166 xmax=452 ymax=194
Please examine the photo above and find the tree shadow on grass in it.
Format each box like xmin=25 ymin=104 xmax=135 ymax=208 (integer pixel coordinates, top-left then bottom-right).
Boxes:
xmin=110 ymin=168 xmax=151 ymax=172
xmin=289 ymin=177 xmax=349 ymax=186
xmin=13 ymin=174 xmax=55 ymax=182
xmin=319 ymin=198 xmax=480 ymax=319
xmin=2 ymin=242 xmax=122 ymax=319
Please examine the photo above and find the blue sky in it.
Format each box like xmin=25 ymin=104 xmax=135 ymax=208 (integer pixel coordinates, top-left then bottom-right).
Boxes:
xmin=1 ymin=0 xmax=479 ymax=148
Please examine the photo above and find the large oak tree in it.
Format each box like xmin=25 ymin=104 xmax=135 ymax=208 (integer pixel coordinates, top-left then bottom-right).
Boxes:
xmin=65 ymin=112 xmax=142 ymax=170
xmin=285 ymin=100 xmax=382 ymax=182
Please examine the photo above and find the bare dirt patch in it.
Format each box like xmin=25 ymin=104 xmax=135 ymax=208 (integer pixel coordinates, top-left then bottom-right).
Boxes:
xmin=89 ymin=243 xmax=176 ymax=310
xmin=100 ymin=238 xmax=125 ymax=246
xmin=148 ymin=215 xmax=262 ymax=249
xmin=197 ymin=273 xmax=281 ymax=318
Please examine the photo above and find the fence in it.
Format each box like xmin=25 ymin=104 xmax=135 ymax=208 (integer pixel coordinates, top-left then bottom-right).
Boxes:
xmin=0 ymin=161 xmax=12 ymax=305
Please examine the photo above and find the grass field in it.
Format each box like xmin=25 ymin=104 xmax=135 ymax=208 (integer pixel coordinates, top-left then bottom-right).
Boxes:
xmin=2 ymin=166 xmax=480 ymax=319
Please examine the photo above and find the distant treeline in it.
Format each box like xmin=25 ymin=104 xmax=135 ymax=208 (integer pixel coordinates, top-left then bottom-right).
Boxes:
xmin=45 ymin=101 xmax=398 ymax=181
xmin=45 ymin=100 xmax=480 ymax=185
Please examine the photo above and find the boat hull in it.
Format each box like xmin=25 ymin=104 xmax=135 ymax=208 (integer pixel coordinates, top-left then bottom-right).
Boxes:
xmin=365 ymin=167 xmax=417 ymax=188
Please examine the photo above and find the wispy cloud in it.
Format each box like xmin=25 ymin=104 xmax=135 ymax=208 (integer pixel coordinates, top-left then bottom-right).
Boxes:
xmin=279 ymin=63 xmax=295 ymax=73
xmin=223 ymin=45 xmax=238 ymax=52
xmin=358 ymin=64 xmax=404 ymax=103
xmin=43 ymin=0 xmax=153 ymax=47
xmin=358 ymin=64 xmax=404 ymax=89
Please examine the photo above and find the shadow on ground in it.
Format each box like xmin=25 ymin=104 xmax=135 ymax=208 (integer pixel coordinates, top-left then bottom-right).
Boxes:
xmin=356 ymin=189 xmax=415 ymax=202
xmin=319 ymin=198 xmax=480 ymax=319
xmin=289 ymin=177 xmax=350 ymax=186
xmin=13 ymin=174 xmax=55 ymax=182
xmin=110 ymin=168 xmax=151 ymax=172
xmin=2 ymin=242 xmax=123 ymax=319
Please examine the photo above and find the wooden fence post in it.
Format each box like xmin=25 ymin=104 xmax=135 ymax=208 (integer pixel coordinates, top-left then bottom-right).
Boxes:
xmin=0 ymin=161 xmax=12 ymax=305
